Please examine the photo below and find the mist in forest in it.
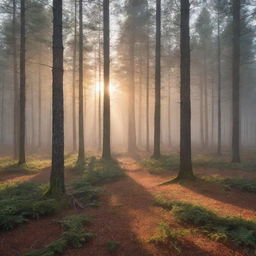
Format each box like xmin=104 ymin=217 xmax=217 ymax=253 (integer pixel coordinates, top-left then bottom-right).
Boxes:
xmin=0 ymin=0 xmax=255 ymax=158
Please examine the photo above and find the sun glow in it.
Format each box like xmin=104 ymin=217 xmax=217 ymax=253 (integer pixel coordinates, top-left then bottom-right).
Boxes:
xmin=95 ymin=82 xmax=119 ymax=98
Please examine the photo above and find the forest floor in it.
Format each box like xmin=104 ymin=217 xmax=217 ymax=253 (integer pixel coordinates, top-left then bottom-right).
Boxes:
xmin=0 ymin=156 xmax=256 ymax=256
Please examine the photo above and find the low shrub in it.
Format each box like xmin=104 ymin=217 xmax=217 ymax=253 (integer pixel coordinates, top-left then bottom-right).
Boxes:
xmin=200 ymin=175 xmax=256 ymax=193
xmin=26 ymin=214 xmax=94 ymax=256
xmin=0 ymin=182 xmax=60 ymax=231
xmin=154 ymin=196 xmax=256 ymax=249
xmin=141 ymin=155 xmax=179 ymax=175
xmin=149 ymin=222 xmax=190 ymax=253
xmin=83 ymin=157 xmax=125 ymax=185
xmin=106 ymin=240 xmax=120 ymax=253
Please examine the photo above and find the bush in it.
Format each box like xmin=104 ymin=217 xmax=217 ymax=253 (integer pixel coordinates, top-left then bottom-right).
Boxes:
xmin=149 ymin=222 xmax=190 ymax=253
xmin=83 ymin=157 xmax=125 ymax=185
xmin=200 ymin=175 xmax=256 ymax=193
xmin=154 ymin=197 xmax=256 ymax=249
xmin=0 ymin=182 xmax=60 ymax=231
xmin=26 ymin=214 xmax=94 ymax=256
xmin=141 ymin=155 xmax=179 ymax=175
xmin=106 ymin=240 xmax=120 ymax=253
xmin=69 ymin=179 xmax=101 ymax=207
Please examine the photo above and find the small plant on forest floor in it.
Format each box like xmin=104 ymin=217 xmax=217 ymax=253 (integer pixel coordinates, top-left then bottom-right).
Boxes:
xmin=154 ymin=196 xmax=256 ymax=251
xmin=106 ymin=240 xmax=120 ymax=253
xmin=0 ymin=182 xmax=62 ymax=231
xmin=200 ymin=175 xmax=256 ymax=193
xmin=149 ymin=222 xmax=190 ymax=253
xmin=82 ymin=157 xmax=125 ymax=185
xmin=141 ymin=155 xmax=179 ymax=175
xmin=26 ymin=214 xmax=95 ymax=256
xmin=68 ymin=178 xmax=101 ymax=208
xmin=0 ymin=156 xmax=50 ymax=175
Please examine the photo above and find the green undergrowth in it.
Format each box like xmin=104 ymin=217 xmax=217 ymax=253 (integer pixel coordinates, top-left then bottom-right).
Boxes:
xmin=154 ymin=196 xmax=256 ymax=251
xmin=149 ymin=222 xmax=190 ymax=253
xmin=0 ymin=182 xmax=63 ymax=231
xmin=70 ymin=156 xmax=125 ymax=184
xmin=26 ymin=214 xmax=94 ymax=256
xmin=200 ymin=175 xmax=256 ymax=193
xmin=141 ymin=155 xmax=179 ymax=175
xmin=0 ymin=156 xmax=50 ymax=175
xmin=141 ymin=154 xmax=256 ymax=175
xmin=0 ymin=179 xmax=101 ymax=231
xmin=68 ymin=178 xmax=101 ymax=207
xmin=106 ymin=240 xmax=120 ymax=253
xmin=193 ymin=155 xmax=256 ymax=172
xmin=83 ymin=157 xmax=125 ymax=185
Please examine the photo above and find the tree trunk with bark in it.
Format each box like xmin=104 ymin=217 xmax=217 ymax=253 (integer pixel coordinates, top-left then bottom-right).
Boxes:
xmin=153 ymin=0 xmax=161 ymax=159
xmin=102 ymin=0 xmax=111 ymax=159
xmin=217 ymin=1 xmax=222 ymax=155
xmin=232 ymin=0 xmax=241 ymax=163
xmin=49 ymin=0 xmax=65 ymax=195
xmin=77 ymin=0 xmax=85 ymax=163
xmin=72 ymin=0 xmax=77 ymax=152
xmin=177 ymin=0 xmax=194 ymax=180
xmin=18 ymin=0 xmax=26 ymax=165
xmin=12 ymin=0 xmax=19 ymax=159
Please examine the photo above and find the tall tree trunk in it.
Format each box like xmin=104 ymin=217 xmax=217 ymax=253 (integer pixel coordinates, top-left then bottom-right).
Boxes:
xmin=77 ymin=0 xmax=85 ymax=163
xmin=31 ymin=84 xmax=35 ymax=150
xmin=18 ymin=0 xmax=26 ymax=165
xmin=38 ymin=51 xmax=42 ymax=148
xmin=217 ymin=1 xmax=222 ymax=155
xmin=146 ymin=33 xmax=150 ymax=152
xmin=153 ymin=0 xmax=161 ymax=159
xmin=49 ymin=0 xmax=65 ymax=195
xmin=12 ymin=0 xmax=19 ymax=159
xmin=72 ymin=0 xmax=77 ymax=152
xmin=203 ymin=50 xmax=209 ymax=149
xmin=102 ymin=0 xmax=111 ymax=159
xmin=1 ymin=75 xmax=5 ymax=144
xmin=211 ymin=78 xmax=215 ymax=147
xmin=138 ymin=57 xmax=143 ymax=148
xmin=232 ymin=0 xmax=241 ymax=163
xmin=128 ymin=36 xmax=137 ymax=153
xmin=98 ymin=28 xmax=102 ymax=152
xmin=168 ymin=72 xmax=171 ymax=147
xmin=199 ymin=72 xmax=204 ymax=148
xmin=177 ymin=0 xmax=194 ymax=179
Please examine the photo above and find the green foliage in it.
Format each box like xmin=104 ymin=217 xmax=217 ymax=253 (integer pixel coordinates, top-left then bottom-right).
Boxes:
xmin=26 ymin=239 xmax=67 ymax=256
xmin=193 ymin=155 xmax=256 ymax=172
xmin=83 ymin=157 xmax=125 ymax=185
xmin=0 ymin=156 xmax=50 ymax=175
xmin=106 ymin=240 xmax=120 ymax=253
xmin=200 ymin=175 xmax=256 ymax=193
xmin=26 ymin=214 xmax=94 ymax=256
xmin=0 ymin=182 xmax=60 ymax=231
xmin=142 ymin=154 xmax=256 ymax=175
xmin=141 ymin=155 xmax=179 ymax=175
xmin=154 ymin=197 xmax=256 ymax=249
xmin=149 ymin=222 xmax=189 ymax=253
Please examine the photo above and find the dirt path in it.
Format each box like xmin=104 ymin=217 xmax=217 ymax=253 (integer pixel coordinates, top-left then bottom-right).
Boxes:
xmin=0 ymin=157 xmax=255 ymax=256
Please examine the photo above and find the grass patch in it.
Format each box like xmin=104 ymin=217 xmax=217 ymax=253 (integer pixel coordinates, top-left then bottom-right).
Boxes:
xmin=154 ymin=196 xmax=256 ymax=250
xmin=68 ymin=178 xmax=101 ymax=207
xmin=106 ymin=240 xmax=120 ymax=253
xmin=193 ymin=155 xmax=256 ymax=172
xmin=200 ymin=175 xmax=256 ymax=193
xmin=0 ymin=182 xmax=62 ymax=231
xmin=82 ymin=157 xmax=125 ymax=185
xmin=26 ymin=214 xmax=94 ymax=256
xmin=141 ymin=154 xmax=256 ymax=175
xmin=141 ymin=155 xmax=179 ymax=175
xmin=149 ymin=222 xmax=190 ymax=253
xmin=0 ymin=156 xmax=50 ymax=175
